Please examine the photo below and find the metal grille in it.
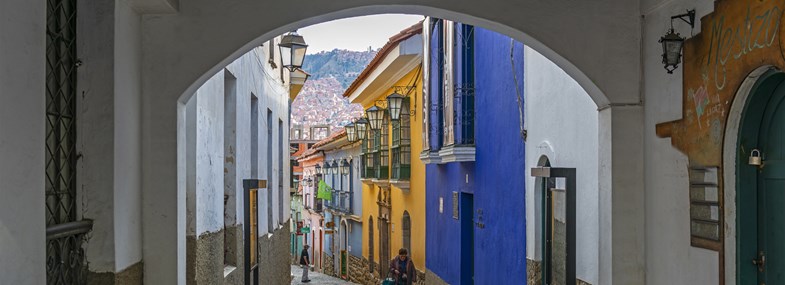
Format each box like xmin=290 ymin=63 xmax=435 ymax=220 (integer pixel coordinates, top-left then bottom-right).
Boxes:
xmin=46 ymin=0 xmax=88 ymax=283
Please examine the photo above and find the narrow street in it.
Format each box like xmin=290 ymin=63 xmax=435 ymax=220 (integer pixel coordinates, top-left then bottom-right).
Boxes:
xmin=290 ymin=265 xmax=358 ymax=285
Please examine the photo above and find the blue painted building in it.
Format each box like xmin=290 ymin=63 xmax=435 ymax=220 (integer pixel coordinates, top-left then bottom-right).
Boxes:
xmin=315 ymin=130 xmax=364 ymax=279
xmin=422 ymin=18 xmax=526 ymax=285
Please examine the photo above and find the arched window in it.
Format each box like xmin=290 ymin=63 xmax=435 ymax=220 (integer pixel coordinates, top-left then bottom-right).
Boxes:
xmin=369 ymin=216 xmax=374 ymax=273
xmin=402 ymin=211 xmax=411 ymax=257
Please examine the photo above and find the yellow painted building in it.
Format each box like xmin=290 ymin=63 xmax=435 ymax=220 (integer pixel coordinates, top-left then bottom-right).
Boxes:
xmin=343 ymin=23 xmax=425 ymax=278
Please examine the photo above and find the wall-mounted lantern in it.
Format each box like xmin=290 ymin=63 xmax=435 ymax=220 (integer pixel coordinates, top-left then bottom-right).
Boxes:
xmin=355 ymin=118 xmax=369 ymax=140
xmin=366 ymin=106 xmax=386 ymax=130
xmin=345 ymin=122 xmax=357 ymax=142
xmin=278 ymin=31 xmax=308 ymax=72
xmin=331 ymin=161 xmax=340 ymax=175
xmin=659 ymin=9 xmax=695 ymax=74
xmin=315 ymin=163 xmax=322 ymax=175
xmin=386 ymin=86 xmax=416 ymax=121
xmin=386 ymin=92 xmax=406 ymax=121
xmin=340 ymin=159 xmax=351 ymax=175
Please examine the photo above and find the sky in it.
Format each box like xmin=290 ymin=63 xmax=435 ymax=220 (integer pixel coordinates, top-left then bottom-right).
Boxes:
xmin=298 ymin=14 xmax=425 ymax=54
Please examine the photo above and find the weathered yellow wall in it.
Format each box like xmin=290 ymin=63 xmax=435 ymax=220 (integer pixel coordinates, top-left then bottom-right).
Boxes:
xmin=361 ymin=66 xmax=426 ymax=270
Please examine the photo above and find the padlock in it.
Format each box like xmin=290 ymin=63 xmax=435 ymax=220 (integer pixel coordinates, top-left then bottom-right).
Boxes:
xmin=749 ymin=149 xmax=763 ymax=166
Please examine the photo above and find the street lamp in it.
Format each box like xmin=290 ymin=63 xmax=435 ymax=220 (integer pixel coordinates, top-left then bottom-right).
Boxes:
xmin=278 ymin=31 xmax=308 ymax=72
xmin=660 ymin=9 xmax=695 ymax=74
xmin=366 ymin=106 xmax=386 ymax=130
xmin=659 ymin=30 xmax=684 ymax=74
xmin=340 ymin=159 xmax=351 ymax=175
xmin=386 ymin=92 xmax=406 ymax=121
xmin=331 ymin=161 xmax=340 ymax=175
xmin=345 ymin=122 xmax=357 ymax=142
xmin=315 ymin=164 xmax=322 ymax=175
xmin=355 ymin=118 xmax=369 ymax=140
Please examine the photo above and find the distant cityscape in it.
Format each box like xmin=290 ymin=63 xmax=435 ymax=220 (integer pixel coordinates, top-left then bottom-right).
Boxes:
xmin=290 ymin=49 xmax=377 ymax=139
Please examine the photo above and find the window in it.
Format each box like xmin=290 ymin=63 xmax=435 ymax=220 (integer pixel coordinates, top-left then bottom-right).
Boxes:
xmin=362 ymin=132 xmax=375 ymax=179
xmin=251 ymin=95 xmax=259 ymax=177
xmin=454 ymin=23 xmax=475 ymax=145
xmin=223 ymin=70 xmax=238 ymax=267
xmin=267 ymin=109 xmax=274 ymax=233
xmin=392 ymin=99 xmax=411 ymax=180
xmin=402 ymin=211 xmax=411 ymax=257
xmin=374 ymin=115 xmax=390 ymax=179
xmin=443 ymin=21 xmax=455 ymax=146
xmin=279 ymin=119 xmax=284 ymax=225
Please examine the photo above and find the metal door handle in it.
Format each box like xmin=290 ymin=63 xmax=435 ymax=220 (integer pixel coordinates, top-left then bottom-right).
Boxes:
xmin=753 ymin=251 xmax=766 ymax=272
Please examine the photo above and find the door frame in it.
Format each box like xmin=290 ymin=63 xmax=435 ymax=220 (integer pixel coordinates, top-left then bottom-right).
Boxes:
xmin=724 ymin=66 xmax=785 ymax=284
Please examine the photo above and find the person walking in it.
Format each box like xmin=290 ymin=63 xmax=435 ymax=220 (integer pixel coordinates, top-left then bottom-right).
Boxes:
xmin=389 ymin=248 xmax=417 ymax=285
xmin=300 ymin=244 xmax=311 ymax=283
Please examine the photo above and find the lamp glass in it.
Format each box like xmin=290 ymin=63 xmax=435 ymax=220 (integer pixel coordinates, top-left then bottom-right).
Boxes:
xmin=659 ymin=29 xmax=684 ymax=73
xmin=345 ymin=123 xmax=357 ymax=142
xmin=355 ymin=118 xmax=369 ymax=140
xmin=340 ymin=159 xmax=350 ymax=175
xmin=366 ymin=106 xmax=385 ymax=130
xmin=386 ymin=92 xmax=405 ymax=121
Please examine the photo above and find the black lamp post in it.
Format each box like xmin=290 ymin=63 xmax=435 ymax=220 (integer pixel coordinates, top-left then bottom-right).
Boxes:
xmin=366 ymin=106 xmax=385 ymax=130
xmin=660 ymin=9 xmax=695 ymax=74
xmin=355 ymin=118 xmax=369 ymax=140
xmin=279 ymin=31 xmax=308 ymax=72
xmin=340 ymin=159 xmax=350 ymax=175
xmin=386 ymin=92 xmax=405 ymax=121
xmin=345 ymin=122 xmax=357 ymax=142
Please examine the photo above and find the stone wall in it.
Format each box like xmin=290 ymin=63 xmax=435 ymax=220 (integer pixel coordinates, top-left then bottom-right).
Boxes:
xmin=257 ymin=220 xmax=292 ymax=285
xmin=526 ymin=258 xmax=592 ymax=285
xmin=323 ymin=253 xmax=335 ymax=276
xmin=223 ymin=224 xmax=243 ymax=285
xmin=87 ymin=262 xmax=143 ymax=285
xmin=186 ymin=229 xmax=224 ymax=285
xmin=424 ymin=269 xmax=448 ymax=285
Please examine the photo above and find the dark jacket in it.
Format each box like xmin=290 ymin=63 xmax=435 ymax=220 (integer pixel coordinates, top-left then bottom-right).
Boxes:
xmin=389 ymin=257 xmax=417 ymax=285
xmin=300 ymin=248 xmax=310 ymax=265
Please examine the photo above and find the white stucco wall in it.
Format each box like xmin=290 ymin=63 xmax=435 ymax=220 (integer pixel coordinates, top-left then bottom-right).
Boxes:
xmin=524 ymin=47 xmax=599 ymax=285
xmin=642 ymin=0 xmax=719 ymax=284
xmin=0 ymin=0 xmax=46 ymax=283
xmin=183 ymin=46 xmax=291 ymax=238
xmin=113 ymin=0 xmax=144 ymax=272
xmin=76 ymin=0 xmax=145 ymax=273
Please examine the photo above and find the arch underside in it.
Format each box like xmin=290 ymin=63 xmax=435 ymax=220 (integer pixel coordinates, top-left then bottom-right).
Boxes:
xmin=141 ymin=0 xmax=641 ymax=107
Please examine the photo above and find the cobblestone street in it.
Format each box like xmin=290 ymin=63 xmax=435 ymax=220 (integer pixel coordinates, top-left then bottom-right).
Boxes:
xmin=291 ymin=265 xmax=359 ymax=285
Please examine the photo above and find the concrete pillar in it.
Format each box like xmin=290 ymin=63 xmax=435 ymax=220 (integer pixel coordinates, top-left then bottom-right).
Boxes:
xmin=598 ymin=105 xmax=645 ymax=284
xmin=0 ymin=0 xmax=46 ymax=283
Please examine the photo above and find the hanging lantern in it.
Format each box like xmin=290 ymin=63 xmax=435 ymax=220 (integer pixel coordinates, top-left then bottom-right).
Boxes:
xmin=659 ymin=29 xmax=684 ymax=74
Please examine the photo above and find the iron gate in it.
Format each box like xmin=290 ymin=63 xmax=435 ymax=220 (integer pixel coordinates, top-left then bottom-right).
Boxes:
xmin=46 ymin=0 xmax=91 ymax=284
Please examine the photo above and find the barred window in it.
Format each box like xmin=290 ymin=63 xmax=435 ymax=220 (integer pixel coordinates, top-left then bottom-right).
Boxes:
xmin=392 ymin=100 xmax=411 ymax=180
xmin=377 ymin=115 xmax=390 ymax=179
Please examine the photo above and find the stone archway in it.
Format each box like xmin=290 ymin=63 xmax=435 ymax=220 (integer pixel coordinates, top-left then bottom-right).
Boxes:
xmin=139 ymin=2 xmax=644 ymax=284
